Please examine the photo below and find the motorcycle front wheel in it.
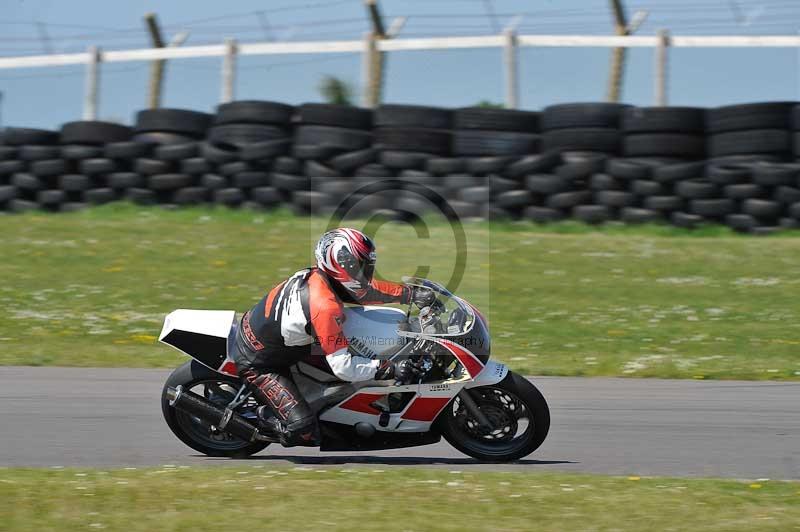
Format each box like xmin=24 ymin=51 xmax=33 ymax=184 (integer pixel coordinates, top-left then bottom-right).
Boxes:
xmin=437 ymin=371 xmax=550 ymax=462
xmin=161 ymin=360 xmax=270 ymax=458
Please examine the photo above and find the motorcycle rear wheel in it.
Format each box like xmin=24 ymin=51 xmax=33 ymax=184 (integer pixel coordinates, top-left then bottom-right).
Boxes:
xmin=437 ymin=371 xmax=550 ymax=462
xmin=161 ymin=360 xmax=270 ymax=457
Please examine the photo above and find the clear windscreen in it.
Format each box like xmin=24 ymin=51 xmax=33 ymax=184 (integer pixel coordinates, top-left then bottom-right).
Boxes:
xmin=401 ymin=277 xmax=475 ymax=337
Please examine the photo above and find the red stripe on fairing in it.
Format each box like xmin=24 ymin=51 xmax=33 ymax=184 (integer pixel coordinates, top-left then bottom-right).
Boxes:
xmin=339 ymin=393 xmax=385 ymax=415
xmin=437 ymin=339 xmax=484 ymax=378
xmin=401 ymin=396 xmax=451 ymax=421
xmin=218 ymin=360 xmax=238 ymax=377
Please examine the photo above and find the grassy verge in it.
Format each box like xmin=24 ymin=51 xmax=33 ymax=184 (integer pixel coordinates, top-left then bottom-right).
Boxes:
xmin=1 ymin=203 xmax=800 ymax=379
xmin=1 ymin=466 xmax=798 ymax=531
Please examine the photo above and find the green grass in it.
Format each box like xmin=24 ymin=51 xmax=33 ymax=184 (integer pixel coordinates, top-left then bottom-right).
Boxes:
xmin=1 ymin=466 xmax=798 ymax=531
xmin=1 ymin=203 xmax=800 ymax=380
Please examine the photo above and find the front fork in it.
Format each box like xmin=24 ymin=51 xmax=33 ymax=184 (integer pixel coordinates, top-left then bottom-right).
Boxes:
xmin=457 ymin=389 xmax=493 ymax=429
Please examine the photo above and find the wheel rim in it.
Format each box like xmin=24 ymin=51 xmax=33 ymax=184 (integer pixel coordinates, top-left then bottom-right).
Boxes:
xmin=173 ymin=379 xmax=260 ymax=452
xmin=448 ymin=386 xmax=534 ymax=458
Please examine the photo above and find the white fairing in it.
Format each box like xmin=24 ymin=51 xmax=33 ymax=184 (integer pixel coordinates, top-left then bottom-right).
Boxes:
xmin=159 ymin=309 xmax=235 ymax=342
xmin=465 ymin=360 xmax=508 ymax=388
xmin=340 ymin=306 xmax=406 ymax=359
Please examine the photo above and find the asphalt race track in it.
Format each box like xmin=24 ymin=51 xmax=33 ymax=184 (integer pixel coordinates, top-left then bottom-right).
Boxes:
xmin=1 ymin=367 xmax=798 ymax=479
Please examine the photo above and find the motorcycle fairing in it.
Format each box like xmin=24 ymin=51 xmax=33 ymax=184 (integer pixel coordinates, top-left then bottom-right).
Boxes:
xmin=159 ymin=309 xmax=237 ymax=375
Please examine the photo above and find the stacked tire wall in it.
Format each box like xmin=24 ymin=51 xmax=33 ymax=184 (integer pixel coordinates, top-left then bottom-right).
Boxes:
xmin=3 ymin=100 xmax=800 ymax=233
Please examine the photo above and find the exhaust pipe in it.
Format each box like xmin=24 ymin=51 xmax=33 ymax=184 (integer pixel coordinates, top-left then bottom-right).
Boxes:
xmin=166 ymin=386 xmax=273 ymax=443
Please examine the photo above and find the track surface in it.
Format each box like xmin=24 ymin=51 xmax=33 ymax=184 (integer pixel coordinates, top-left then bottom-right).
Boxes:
xmin=2 ymin=367 xmax=799 ymax=479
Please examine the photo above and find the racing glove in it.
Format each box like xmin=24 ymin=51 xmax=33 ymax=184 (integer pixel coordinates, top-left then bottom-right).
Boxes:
xmin=374 ymin=358 xmax=425 ymax=383
xmin=409 ymin=286 xmax=446 ymax=314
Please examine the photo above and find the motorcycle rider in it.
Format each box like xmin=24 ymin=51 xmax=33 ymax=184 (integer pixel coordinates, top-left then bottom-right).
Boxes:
xmin=231 ymin=227 xmax=437 ymax=447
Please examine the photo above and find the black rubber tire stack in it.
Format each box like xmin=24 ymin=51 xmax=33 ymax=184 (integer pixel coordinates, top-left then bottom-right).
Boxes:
xmin=207 ymin=101 xmax=294 ymax=209
xmin=290 ymin=103 xmax=373 ymax=216
xmin=707 ymin=102 xmax=794 ymax=161
xmin=0 ymin=127 xmax=59 ymax=212
xmin=451 ymin=107 xmax=541 ymax=219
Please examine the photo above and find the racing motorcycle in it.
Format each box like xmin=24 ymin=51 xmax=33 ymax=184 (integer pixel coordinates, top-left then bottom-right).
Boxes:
xmin=159 ymin=278 xmax=550 ymax=462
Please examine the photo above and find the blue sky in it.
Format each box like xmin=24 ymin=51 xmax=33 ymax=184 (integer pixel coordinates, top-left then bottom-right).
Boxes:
xmin=2 ymin=0 xmax=800 ymax=129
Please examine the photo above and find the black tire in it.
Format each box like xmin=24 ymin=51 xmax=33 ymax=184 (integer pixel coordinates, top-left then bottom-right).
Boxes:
xmin=454 ymin=107 xmax=539 ymax=132
xmin=240 ymin=139 xmax=292 ymax=162
xmin=219 ymin=161 xmax=251 ymax=177
xmin=488 ymin=175 xmax=520 ymax=196
xmin=742 ymin=199 xmax=783 ymax=219
xmin=173 ymin=187 xmax=209 ymax=205
xmin=495 ymin=189 xmax=532 ymax=209
xmin=555 ymin=155 xmax=607 ymax=181
xmin=30 ymin=159 xmax=68 ymax=178
xmin=11 ymin=173 xmax=44 ymax=191
xmin=724 ymin=183 xmax=766 ymax=200
xmin=19 ymin=145 xmax=60 ymax=161
xmin=542 ymin=128 xmax=620 ymax=154
xmin=107 ymin=172 xmax=143 ymax=190
xmin=0 ymin=185 xmax=17 ymax=203
xmin=444 ymin=174 xmax=484 ymax=190
xmin=233 ymin=171 xmax=269 ymax=189
xmin=126 ymin=188 xmax=156 ymax=205
xmin=595 ymin=190 xmax=636 ymax=208
xmin=214 ymin=188 xmax=246 ymax=207
xmin=774 ymin=185 xmax=800 ymax=205
xmin=135 ymin=108 xmax=212 ymax=136
xmin=630 ymin=179 xmax=666 ymax=197
xmin=354 ymin=163 xmax=393 ymax=178
xmin=271 ymin=157 xmax=302 ymax=175
xmin=467 ymin=156 xmax=514 ymax=175
xmin=0 ymin=146 xmax=17 ymax=161
xmin=676 ymin=180 xmax=720 ymax=200
xmin=709 ymin=130 xmax=791 ymax=157
xmin=148 ymin=174 xmax=192 ymax=191
xmin=60 ymin=121 xmax=132 ymax=145
xmin=61 ymin=202 xmax=88 ymax=213
xmin=504 ymin=151 xmax=562 ymax=179
xmin=181 ymin=158 xmax=211 ymax=175
xmin=546 ymin=190 xmax=592 ymax=209
xmin=458 ymin=186 xmax=491 ymax=203
xmin=542 ymin=102 xmax=628 ymax=130
xmin=524 ymin=206 xmax=565 ymax=223
xmin=296 ymin=103 xmax=372 ymax=130
xmin=61 ymin=144 xmax=104 ymax=160
xmin=201 ymin=174 xmax=228 ymax=190
xmin=271 ymin=173 xmax=311 ymax=192
xmin=251 ymin=186 xmax=282 ymax=207
xmin=200 ymin=142 xmax=238 ymax=164
xmin=452 ymin=130 xmax=539 ymax=156
xmin=83 ymin=187 xmax=117 ymax=205
xmin=707 ymin=164 xmax=751 ymax=186
xmin=726 ymin=213 xmax=757 ymax=232
xmin=329 ymin=148 xmax=376 ymax=172
xmin=133 ymin=132 xmax=197 ymax=145
xmin=79 ymin=158 xmax=117 ymax=176
xmin=292 ymin=144 xmax=344 ymax=161
xmin=215 ymin=100 xmax=294 ymax=126
xmin=304 ymin=160 xmax=339 ymax=178
xmin=105 ymin=141 xmax=154 ymax=159
xmin=751 ymin=162 xmax=800 ymax=187
xmin=689 ymin=198 xmax=735 ymax=218
xmin=0 ymin=160 xmax=25 ymax=176
xmin=293 ymin=190 xmax=331 ymax=211
xmin=623 ymin=133 xmax=705 ymax=158
xmin=525 ymin=174 xmax=570 ymax=195
xmin=606 ymin=158 xmax=651 ymax=180
xmin=644 ymin=195 xmax=684 ymax=212
xmin=573 ymin=204 xmax=612 ymax=224
xmin=8 ymin=198 xmax=38 ymax=212
xmin=652 ymin=161 xmax=705 ymax=183
xmin=437 ymin=372 xmax=549 ymax=462
xmin=37 ymin=189 xmax=66 ymax=205
xmin=427 ymin=157 xmax=465 ymax=175
xmin=706 ymin=102 xmax=795 ymax=133
xmin=379 ymin=150 xmax=430 ymax=170
xmin=1 ymin=127 xmax=58 ymax=146
xmin=375 ymin=104 xmax=452 ymax=129
xmin=162 ymin=360 xmax=269 ymax=458
xmin=671 ymin=211 xmax=704 ymax=229
xmin=134 ymin=158 xmax=172 ymax=176
xmin=296 ymin=125 xmax=372 ymax=151
xmin=621 ymin=207 xmax=661 ymax=224
xmin=376 ymin=128 xmax=451 ymax=155
xmin=621 ymin=106 xmax=706 ymax=133
xmin=590 ymin=173 xmax=625 ymax=191
xmin=155 ymin=142 xmax=199 ymax=162
xmin=208 ymin=124 xmax=287 ymax=148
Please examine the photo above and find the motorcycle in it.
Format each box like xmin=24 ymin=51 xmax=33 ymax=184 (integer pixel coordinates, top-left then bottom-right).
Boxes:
xmin=158 ymin=278 xmax=550 ymax=462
